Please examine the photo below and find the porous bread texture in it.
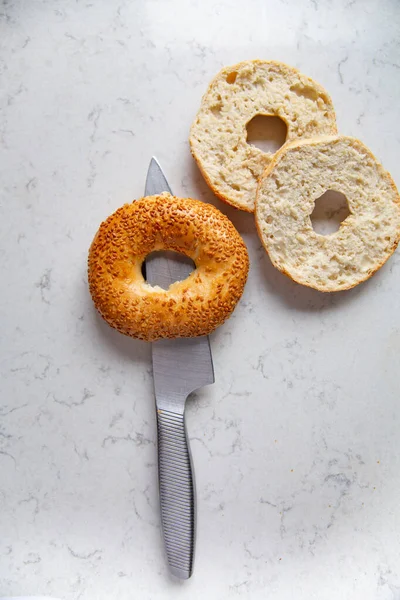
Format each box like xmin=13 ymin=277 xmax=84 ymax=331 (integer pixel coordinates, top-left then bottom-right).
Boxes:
xmin=255 ymin=135 xmax=400 ymax=292
xmin=88 ymin=193 xmax=249 ymax=341
xmin=190 ymin=60 xmax=337 ymax=212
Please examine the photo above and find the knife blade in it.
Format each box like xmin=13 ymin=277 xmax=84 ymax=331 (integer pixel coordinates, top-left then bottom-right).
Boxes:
xmin=145 ymin=158 xmax=215 ymax=579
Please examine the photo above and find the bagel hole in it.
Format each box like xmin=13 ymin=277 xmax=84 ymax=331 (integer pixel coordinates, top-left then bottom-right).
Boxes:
xmin=143 ymin=250 xmax=195 ymax=290
xmin=246 ymin=115 xmax=287 ymax=153
xmin=311 ymin=190 xmax=350 ymax=235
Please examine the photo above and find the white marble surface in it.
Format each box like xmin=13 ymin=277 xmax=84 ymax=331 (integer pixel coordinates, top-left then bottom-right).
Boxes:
xmin=1 ymin=0 xmax=400 ymax=598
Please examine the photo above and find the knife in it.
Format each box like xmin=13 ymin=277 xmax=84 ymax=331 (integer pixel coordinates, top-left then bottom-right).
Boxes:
xmin=144 ymin=158 xmax=215 ymax=579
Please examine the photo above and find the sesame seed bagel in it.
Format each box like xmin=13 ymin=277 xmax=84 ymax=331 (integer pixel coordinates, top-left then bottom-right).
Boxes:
xmin=88 ymin=193 xmax=249 ymax=341
xmin=255 ymin=135 xmax=400 ymax=292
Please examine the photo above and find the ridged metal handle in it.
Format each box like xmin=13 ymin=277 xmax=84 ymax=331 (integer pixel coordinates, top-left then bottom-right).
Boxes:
xmin=157 ymin=407 xmax=195 ymax=579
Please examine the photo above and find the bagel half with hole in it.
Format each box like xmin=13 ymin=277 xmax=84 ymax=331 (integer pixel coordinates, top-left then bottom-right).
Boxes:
xmin=255 ymin=135 xmax=400 ymax=292
xmin=190 ymin=60 xmax=337 ymax=212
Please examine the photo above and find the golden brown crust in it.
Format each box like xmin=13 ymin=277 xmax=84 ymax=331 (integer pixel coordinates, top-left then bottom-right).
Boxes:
xmin=255 ymin=135 xmax=400 ymax=292
xmin=88 ymin=194 xmax=249 ymax=341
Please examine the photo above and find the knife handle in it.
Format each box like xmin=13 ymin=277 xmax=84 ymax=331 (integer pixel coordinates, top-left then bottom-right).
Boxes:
xmin=156 ymin=406 xmax=195 ymax=579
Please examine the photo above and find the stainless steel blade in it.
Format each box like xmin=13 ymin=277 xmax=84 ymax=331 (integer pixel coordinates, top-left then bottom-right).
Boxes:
xmin=144 ymin=157 xmax=214 ymax=580
xmin=145 ymin=157 xmax=214 ymax=397
xmin=145 ymin=156 xmax=173 ymax=196
xmin=152 ymin=337 xmax=214 ymax=406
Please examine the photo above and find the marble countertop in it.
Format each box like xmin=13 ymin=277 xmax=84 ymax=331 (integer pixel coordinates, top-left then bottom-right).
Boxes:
xmin=1 ymin=1 xmax=400 ymax=598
